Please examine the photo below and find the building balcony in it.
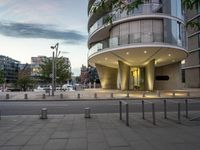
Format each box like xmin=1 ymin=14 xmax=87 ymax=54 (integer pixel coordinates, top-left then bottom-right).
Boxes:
xmin=88 ymin=32 xmax=187 ymax=68
xmin=88 ymin=1 xmax=185 ymax=36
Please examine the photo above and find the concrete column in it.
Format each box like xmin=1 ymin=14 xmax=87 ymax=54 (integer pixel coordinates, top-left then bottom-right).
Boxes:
xmin=118 ymin=61 xmax=130 ymax=91
xmin=96 ymin=64 xmax=118 ymax=89
xmin=145 ymin=59 xmax=155 ymax=91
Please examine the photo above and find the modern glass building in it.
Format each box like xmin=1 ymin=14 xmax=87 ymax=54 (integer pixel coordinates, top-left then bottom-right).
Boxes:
xmin=0 ymin=55 xmax=19 ymax=83
xmin=88 ymin=0 xmax=188 ymax=90
xmin=182 ymin=2 xmax=200 ymax=88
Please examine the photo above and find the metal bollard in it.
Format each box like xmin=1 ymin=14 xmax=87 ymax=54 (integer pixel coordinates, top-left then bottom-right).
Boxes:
xmin=142 ymin=92 xmax=145 ymax=98
xmin=126 ymin=103 xmax=129 ymax=126
xmin=172 ymin=92 xmax=175 ymax=97
xmin=187 ymin=92 xmax=190 ymax=97
xmin=110 ymin=93 xmax=113 ymax=98
xmin=142 ymin=100 xmax=145 ymax=119
xmin=178 ymin=103 xmax=181 ymax=124
xmin=94 ymin=93 xmax=97 ymax=99
xmin=24 ymin=94 xmax=28 ymax=99
xmin=60 ymin=93 xmax=63 ymax=99
xmin=42 ymin=94 xmax=45 ymax=99
xmin=152 ymin=103 xmax=156 ymax=125
xmin=40 ymin=108 xmax=48 ymax=119
xmin=157 ymin=91 xmax=160 ymax=97
xmin=119 ymin=101 xmax=122 ymax=120
xmin=185 ymin=99 xmax=188 ymax=118
xmin=6 ymin=94 xmax=9 ymax=100
xmin=84 ymin=107 xmax=91 ymax=118
xmin=164 ymin=100 xmax=167 ymax=119
xmin=126 ymin=92 xmax=129 ymax=98
xmin=77 ymin=93 xmax=80 ymax=99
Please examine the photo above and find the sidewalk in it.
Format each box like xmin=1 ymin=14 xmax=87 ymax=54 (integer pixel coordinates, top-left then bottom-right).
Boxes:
xmin=1 ymin=88 xmax=200 ymax=101
xmin=0 ymin=113 xmax=200 ymax=150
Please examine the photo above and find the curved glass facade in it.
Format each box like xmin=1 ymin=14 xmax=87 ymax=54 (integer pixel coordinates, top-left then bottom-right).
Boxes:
xmin=88 ymin=0 xmax=185 ymax=35
xmin=88 ymin=18 xmax=186 ymax=57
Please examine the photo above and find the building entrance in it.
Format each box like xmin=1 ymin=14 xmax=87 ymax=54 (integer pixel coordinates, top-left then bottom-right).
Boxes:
xmin=129 ymin=67 xmax=145 ymax=90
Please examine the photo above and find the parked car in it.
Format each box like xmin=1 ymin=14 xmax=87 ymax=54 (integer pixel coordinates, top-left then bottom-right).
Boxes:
xmin=34 ymin=85 xmax=52 ymax=92
xmin=62 ymin=84 xmax=74 ymax=91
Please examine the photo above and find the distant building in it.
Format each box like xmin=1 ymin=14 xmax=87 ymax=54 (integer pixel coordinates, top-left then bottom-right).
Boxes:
xmin=18 ymin=63 xmax=31 ymax=78
xmin=0 ymin=55 xmax=19 ymax=83
xmin=80 ymin=65 xmax=99 ymax=86
xmin=31 ymin=56 xmax=47 ymax=79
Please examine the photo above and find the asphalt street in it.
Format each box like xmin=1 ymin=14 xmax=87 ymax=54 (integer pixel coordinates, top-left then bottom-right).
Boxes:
xmin=0 ymin=99 xmax=200 ymax=115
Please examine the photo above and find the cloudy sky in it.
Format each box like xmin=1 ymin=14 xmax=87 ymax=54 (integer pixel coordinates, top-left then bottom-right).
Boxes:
xmin=0 ymin=0 xmax=88 ymax=76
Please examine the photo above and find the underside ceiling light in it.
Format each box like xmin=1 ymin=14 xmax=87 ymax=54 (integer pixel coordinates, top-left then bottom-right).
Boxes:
xmin=144 ymin=50 xmax=147 ymax=54
xmin=168 ymin=54 xmax=171 ymax=57
xmin=105 ymin=57 xmax=108 ymax=61
xmin=126 ymin=52 xmax=129 ymax=55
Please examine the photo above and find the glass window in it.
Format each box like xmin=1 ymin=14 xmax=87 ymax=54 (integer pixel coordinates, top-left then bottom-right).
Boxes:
xmin=153 ymin=19 xmax=163 ymax=42
xmin=141 ymin=20 xmax=153 ymax=43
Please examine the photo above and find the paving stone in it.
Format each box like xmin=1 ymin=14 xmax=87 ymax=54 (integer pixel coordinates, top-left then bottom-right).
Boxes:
xmin=110 ymin=147 xmax=133 ymax=150
xmin=20 ymin=145 xmax=43 ymax=150
xmin=4 ymin=136 xmax=31 ymax=146
xmin=105 ymin=136 xmax=129 ymax=147
xmin=66 ymin=138 xmax=87 ymax=150
xmin=26 ymin=135 xmax=49 ymax=145
xmin=43 ymin=139 xmax=67 ymax=150
xmin=88 ymin=142 xmax=109 ymax=150
xmin=0 ymin=146 xmax=21 ymax=150
xmin=51 ymin=131 xmax=70 ymax=139
xmin=87 ymin=132 xmax=105 ymax=142
xmin=70 ymin=130 xmax=87 ymax=138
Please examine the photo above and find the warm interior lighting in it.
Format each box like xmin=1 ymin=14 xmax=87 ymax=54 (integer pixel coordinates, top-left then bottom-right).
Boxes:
xmin=126 ymin=52 xmax=129 ymax=55
xmin=144 ymin=51 xmax=147 ymax=54
xmin=181 ymin=59 xmax=185 ymax=64
xmin=168 ymin=54 xmax=171 ymax=57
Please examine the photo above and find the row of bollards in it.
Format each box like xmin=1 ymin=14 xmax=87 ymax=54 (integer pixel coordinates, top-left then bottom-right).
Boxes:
xmin=119 ymin=99 xmax=192 ymax=127
xmin=119 ymin=101 xmax=129 ymax=126
xmin=141 ymin=100 xmax=156 ymax=125
xmin=3 ymin=91 xmax=190 ymax=100
xmin=39 ymin=107 xmax=91 ymax=120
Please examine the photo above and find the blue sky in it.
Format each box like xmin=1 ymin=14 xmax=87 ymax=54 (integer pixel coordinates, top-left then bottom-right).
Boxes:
xmin=0 ymin=0 xmax=88 ymax=76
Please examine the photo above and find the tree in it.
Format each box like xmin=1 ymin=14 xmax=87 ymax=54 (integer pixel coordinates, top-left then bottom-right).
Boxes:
xmin=17 ymin=77 xmax=34 ymax=91
xmin=39 ymin=57 xmax=72 ymax=84
xmin=91 ymin=0 xmax=199 ymax=29
xmin=183 ymin=0 xmax=200 ymax=29
xmin=0 ymin=69 xmax=5 ymax=85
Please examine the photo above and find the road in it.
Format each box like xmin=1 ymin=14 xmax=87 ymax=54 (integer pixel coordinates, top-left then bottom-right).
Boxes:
xmin=0 ymin=99 xmax=200 ymax=115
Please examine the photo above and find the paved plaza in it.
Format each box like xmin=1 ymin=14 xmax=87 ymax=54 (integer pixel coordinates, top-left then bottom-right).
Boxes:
xmin=0 ymin=112 xmax=200 ymax=150
xmin=1 ymin=88 xmax=200 ymax=101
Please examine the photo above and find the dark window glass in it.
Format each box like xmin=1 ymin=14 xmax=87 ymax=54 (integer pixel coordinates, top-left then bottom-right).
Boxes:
xmin=182 ymin=70 xmax=185 ymax=83
xmin=155 ymin=76 xmax=169 ymax=80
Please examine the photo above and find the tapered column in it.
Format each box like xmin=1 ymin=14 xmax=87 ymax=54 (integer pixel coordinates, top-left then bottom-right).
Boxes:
xmin=118 ymin=61 xmax=130 ymax=91
xmin=145 ymin=59 xmax=155 ymax=91
xmin=96 ymin=64 xmax=118 ymax=89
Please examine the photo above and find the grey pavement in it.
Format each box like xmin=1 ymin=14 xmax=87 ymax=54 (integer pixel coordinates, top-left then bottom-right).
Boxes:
xmin=1 ymin=88 xmax=200 ymax=101
xmin=0 ymin=112 xmax=200 ymax=150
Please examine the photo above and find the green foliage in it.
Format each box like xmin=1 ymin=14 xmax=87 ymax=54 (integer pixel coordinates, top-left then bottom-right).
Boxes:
xmin=39 ymin=57 xmax=72 ymax=84
xmin=17 ymin=77 xmax=34 ymax=91
xmin=183 ymin=0 xmax=200 ymax=29
xmin=91 ymin=0 xmax=143 ymax=24
xmin=0 ymin=70 xmax=5 ymax=84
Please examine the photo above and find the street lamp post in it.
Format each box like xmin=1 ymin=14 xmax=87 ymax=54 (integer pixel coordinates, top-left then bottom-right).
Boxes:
xmin=51 ymin=43 xmax=59 ymax=96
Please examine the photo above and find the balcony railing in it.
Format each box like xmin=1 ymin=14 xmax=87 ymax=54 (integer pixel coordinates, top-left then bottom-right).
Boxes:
xmin=88 ymin=2 xmax=184 ymax=36
xmin=88 ymin=32 xmax=186 ymax=57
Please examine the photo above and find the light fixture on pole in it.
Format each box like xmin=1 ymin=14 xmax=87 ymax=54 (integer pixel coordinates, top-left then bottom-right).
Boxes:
xmin=50 ymin=43 xmax=59 ymax=96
